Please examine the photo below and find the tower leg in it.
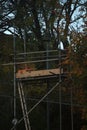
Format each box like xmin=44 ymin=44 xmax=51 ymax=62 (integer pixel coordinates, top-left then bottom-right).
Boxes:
xmin=18 ymin=81 xmax=31 ymax=130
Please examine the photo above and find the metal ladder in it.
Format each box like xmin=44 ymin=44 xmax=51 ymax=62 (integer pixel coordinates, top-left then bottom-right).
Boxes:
xmin=18 ymin=81 xmax=31 ymax=130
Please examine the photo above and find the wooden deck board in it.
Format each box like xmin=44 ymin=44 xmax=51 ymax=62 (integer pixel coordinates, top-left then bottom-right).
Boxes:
xmin=16 ymin=68 xmax=63 ymax=79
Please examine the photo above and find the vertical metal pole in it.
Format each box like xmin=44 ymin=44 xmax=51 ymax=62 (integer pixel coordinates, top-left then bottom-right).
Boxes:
xmin=47 ymin=80 xmax=50 ymax=130
xmin=57 ymin=19 xmax=62 ymax=130
xmin=71 ymin=86 xmax=73 ymax=130
xmin=59 ymin=45 xmax=62 ymax=130
xmin=13 ymin=26 xmax=17 ymax=130
xmin=46 ymin=42 xmax=49 ymax=69
xmin=69 ymin=47 xmax=73 ymax=130
xmin=70 ymin=48 xmax=73 ymax=130
xmin=46 ymin=40 xmax=50 ymax=130
xmin=24 ymin=29 xmax=27 ymax=60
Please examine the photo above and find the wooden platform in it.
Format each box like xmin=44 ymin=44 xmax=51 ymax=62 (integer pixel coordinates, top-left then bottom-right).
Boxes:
xmin=16 ymin=68 xmax=63 ymax=80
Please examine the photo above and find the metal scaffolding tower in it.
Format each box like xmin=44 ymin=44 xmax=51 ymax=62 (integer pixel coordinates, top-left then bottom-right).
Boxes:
xmin=5 ymin=27 xmax=67 ymax=130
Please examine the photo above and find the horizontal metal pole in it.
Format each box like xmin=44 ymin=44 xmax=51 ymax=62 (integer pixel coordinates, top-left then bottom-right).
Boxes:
xmin=14 ymin=54 xmax=66 ymax=60
xmin=16 ymin=50 xmax=58 ymax=55
xmin=2 ymin=56 xmax=67 ymax=66
xmin=2 ymin=58 xmax=60 ymax=66
xmin=11 ymin=49 xmax=67 ymax=56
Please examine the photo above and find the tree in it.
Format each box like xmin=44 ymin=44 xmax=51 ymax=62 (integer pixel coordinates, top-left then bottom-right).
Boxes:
xmin=62 ymin=30 xmax=87 ymax=130
xmin=0 ymin=0 xmax=87 ymax=130
xmin=0 ymin=0 xmax=86 ymax=49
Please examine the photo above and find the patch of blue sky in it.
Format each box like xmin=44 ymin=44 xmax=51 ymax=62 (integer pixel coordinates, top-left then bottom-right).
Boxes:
xmin=4 ymin=13 xmax=15 ymax=35
xmin=4 ymin=27 xmax=14 ymax=35
xmin=70 ymin=6 xmax=86 ymax=32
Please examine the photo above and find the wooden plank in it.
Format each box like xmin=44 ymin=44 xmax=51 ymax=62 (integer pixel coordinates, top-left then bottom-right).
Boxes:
xmin=16 ymin=68 xmax=63 ymax=79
